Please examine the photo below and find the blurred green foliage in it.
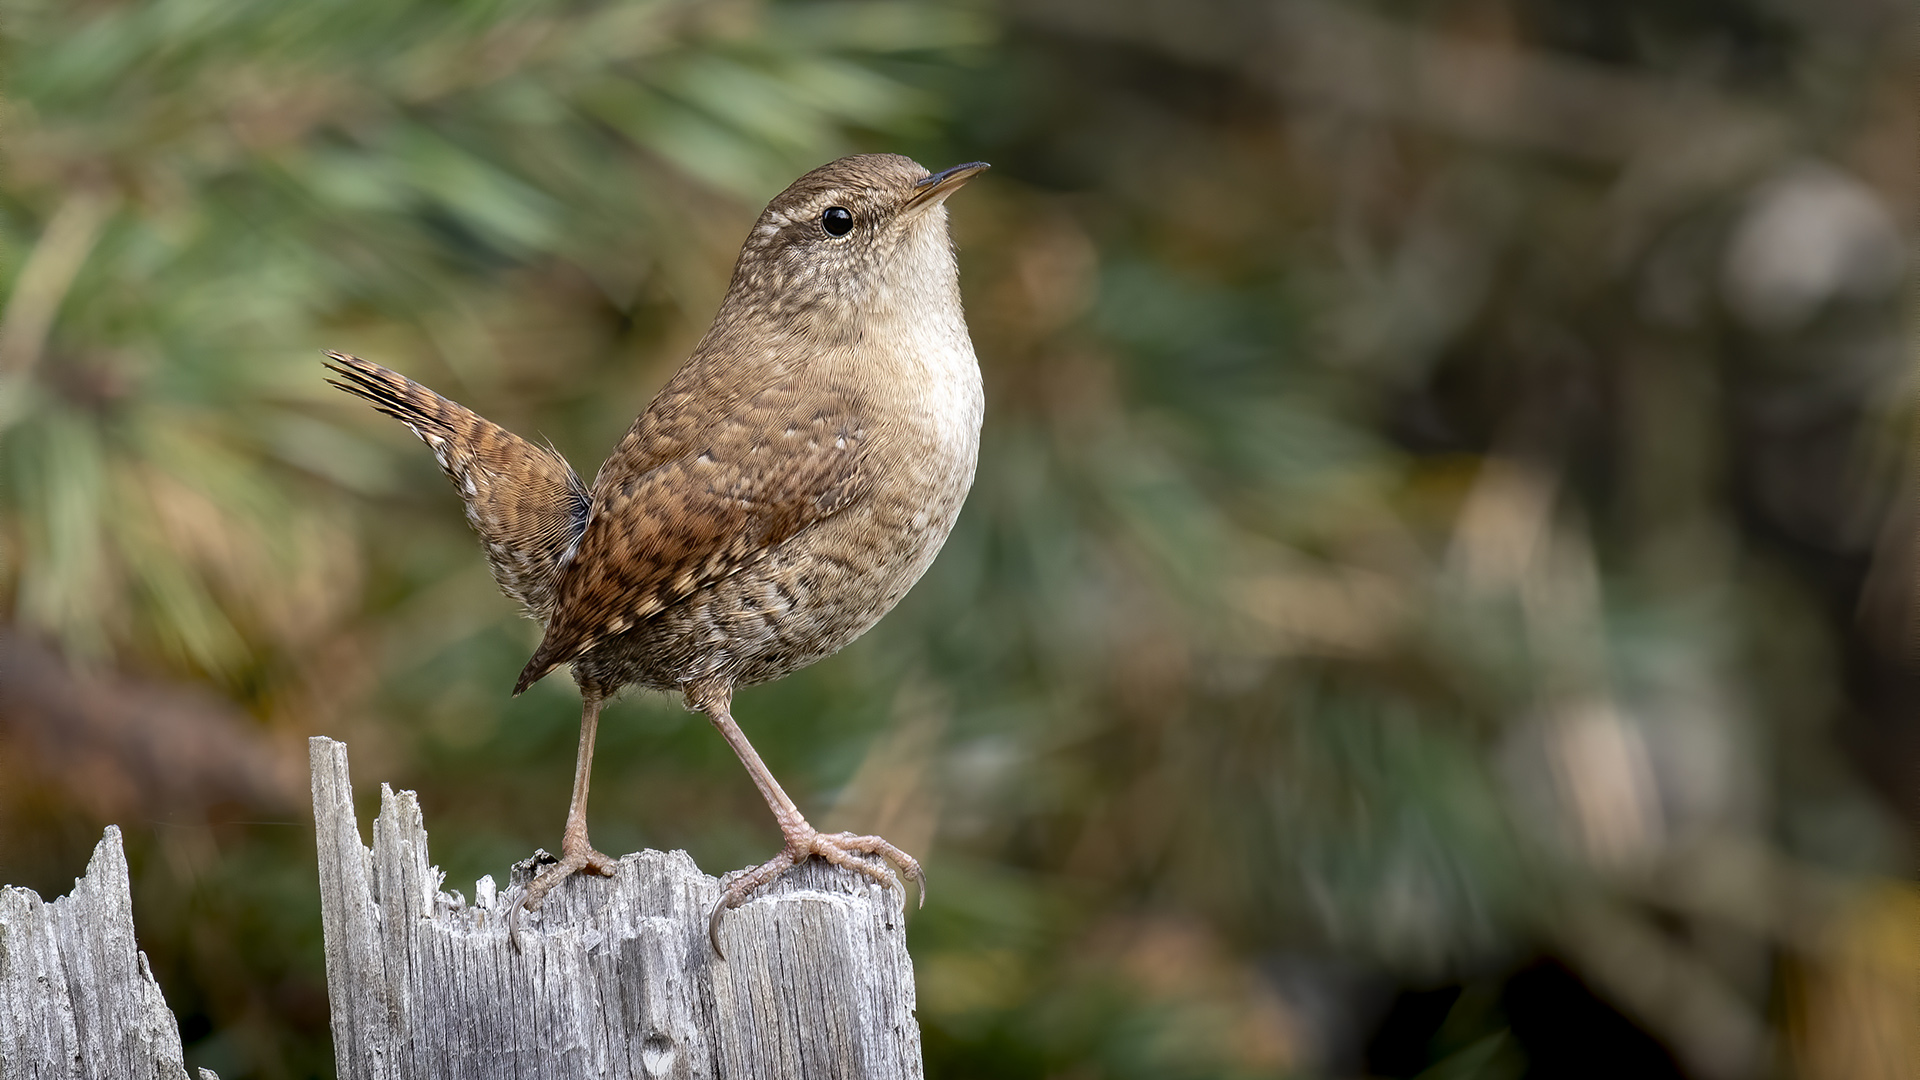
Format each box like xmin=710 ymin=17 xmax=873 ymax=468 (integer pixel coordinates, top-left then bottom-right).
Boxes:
xmin=0 ymin=0 xmax=1913 ymax=1077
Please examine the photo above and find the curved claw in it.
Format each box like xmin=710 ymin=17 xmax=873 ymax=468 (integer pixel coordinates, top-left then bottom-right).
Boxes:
xmin=820 ymin=831 xmax=924 ymax=909
xmin=704 ymin=830 xmax=923 ymax=958
xmin=708 ymin=896 xmax=729 ymax=960
xmin=507 ymin=888 xmax=531 ymax=955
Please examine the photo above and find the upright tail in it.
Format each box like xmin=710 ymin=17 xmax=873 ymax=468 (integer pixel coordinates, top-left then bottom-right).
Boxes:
xmin=325 ymin=351 xmax=589 ymax=624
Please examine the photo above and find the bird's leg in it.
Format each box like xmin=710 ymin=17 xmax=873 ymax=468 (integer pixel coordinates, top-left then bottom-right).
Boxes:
xmin=523 ymin=691 xmax=619 ymax=910
xmin=689 ymin=682 xmax=924 ymax=956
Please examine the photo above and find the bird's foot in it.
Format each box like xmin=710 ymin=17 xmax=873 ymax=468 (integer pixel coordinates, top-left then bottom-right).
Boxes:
xmin=508 ymin=842 xmax=616 ymax=954
xmin=707 ymin=827 xmax=923 ymax=957
xmin=524 ymin=843 xmax=618 ymax=911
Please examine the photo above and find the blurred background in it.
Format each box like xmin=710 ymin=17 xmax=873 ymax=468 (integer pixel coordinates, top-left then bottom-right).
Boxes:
xmin=0 ymin=0 xmax=1913 ymax=1076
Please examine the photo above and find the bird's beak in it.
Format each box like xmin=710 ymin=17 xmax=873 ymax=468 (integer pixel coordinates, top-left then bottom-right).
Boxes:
xmin=905 ymin=161 xmax=990 ymax=215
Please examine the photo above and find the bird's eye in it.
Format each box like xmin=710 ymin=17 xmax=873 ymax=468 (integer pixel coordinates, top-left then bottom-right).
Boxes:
xmin=821 ymin=206 xmax=854 ymax=237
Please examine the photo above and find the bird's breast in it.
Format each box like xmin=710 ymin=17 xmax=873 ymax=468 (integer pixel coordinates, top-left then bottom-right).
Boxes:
xmin=860 ymin=291 xmax=983 ymax=466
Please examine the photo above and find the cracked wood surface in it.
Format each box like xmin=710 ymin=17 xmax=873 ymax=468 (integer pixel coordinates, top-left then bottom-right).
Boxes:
xmin=0 ymin=826 xmax=213 ymax=1080
xmin=309 ymin=736 xmax=924 ymax=1080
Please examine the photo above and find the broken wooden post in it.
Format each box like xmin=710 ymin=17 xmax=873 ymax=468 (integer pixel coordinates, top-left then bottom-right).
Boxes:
xmin=308 ymin=735 xmax=924 ymax=1079
xmin=0 ymin=826 xmax=214 ymax=1080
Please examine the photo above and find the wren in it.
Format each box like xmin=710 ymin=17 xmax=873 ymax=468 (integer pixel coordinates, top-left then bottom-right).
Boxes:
xmin=326 ymin=153 xmax=987 ymax=953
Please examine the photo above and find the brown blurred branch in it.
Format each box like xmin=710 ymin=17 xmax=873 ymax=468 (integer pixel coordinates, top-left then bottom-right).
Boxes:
xmin=0 ymin=627 xmax=301 ymax=822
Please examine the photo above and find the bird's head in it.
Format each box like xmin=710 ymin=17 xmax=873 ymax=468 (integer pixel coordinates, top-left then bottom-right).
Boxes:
xmin=721 ymin=154 xmax=989 ymax=334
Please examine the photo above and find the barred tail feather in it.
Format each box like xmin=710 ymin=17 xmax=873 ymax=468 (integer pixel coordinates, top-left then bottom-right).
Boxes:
xmin=324 ymin=351 xmax=589 ymax=627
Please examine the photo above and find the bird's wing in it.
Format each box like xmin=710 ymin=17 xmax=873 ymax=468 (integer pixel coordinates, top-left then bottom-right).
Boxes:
xmin=513 ymin=380 xmax=867 ymax=693
xmin=325 ymin=352 xmax=589 ymax=622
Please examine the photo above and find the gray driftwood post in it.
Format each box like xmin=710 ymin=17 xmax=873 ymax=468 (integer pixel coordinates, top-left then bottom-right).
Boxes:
xmin=308 ymin=736 xmax=924 ymax=1080
xmin=0 ymin=826 xmax=215 ymax=1080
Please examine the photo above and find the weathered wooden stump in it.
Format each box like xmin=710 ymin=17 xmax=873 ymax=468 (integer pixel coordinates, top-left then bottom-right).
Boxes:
xmin=0 ymin=826 xmax=213 ymax=1080
xmin=309 ymin=736 xmax=924 ymax=1080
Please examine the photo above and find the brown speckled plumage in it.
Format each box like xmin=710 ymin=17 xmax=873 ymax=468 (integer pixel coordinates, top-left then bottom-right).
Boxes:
xmin=327 ymin=153 xmax=987 ymax=950
xmin=323 ymin=355 xmax=591 ymax=622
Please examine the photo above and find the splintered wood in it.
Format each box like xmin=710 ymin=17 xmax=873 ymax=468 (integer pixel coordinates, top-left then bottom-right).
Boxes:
xmin=307 ymin=736 xmax=924 ymax=1080
xmin=0 ymin=827 xmax=211 ymax=1080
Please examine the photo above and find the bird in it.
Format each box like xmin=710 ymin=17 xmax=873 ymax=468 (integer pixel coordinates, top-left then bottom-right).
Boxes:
xmin=324 ymin=153 xmax=987 ymax=953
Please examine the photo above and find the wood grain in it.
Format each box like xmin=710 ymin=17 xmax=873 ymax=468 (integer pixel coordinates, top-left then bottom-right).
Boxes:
xmin=309 ymin=736 xmax=924 ymax=1080
xmin=0 ymin=827 xmax=212 ymax=1080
